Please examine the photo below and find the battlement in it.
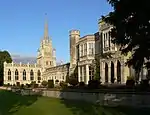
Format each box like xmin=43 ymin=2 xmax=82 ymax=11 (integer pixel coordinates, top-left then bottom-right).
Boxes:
xmin=4 ymin=62 xmax=41 ymax=68
xmin=69 ymin=30 xmax=80 ymax=35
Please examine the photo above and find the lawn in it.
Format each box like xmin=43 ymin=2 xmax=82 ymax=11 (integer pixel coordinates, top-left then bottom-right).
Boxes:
xmin=0 ymin=90 xmax=149 ymax=115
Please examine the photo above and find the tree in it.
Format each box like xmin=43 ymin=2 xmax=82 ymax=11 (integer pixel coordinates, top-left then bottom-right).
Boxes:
xmin=90 ymin=59 xmax=101 ymax=81
xmin=94 ymin=59 xmax=101 ymax=81
xmin=102 ymin=0 xmax=150 ymax=75
xmin=0 ymin=51 xmax=12 ymax=85
xmin=68 ymin=66 xmax=79 ymax=86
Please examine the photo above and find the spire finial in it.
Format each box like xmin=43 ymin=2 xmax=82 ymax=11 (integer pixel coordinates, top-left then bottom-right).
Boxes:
xmin=44 ymin=13 xmax=48 ymax=39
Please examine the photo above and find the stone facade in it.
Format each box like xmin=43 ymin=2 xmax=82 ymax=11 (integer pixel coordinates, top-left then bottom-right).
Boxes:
xmin=4 ymin=62 xmax=42 ymax=85
xmin=42 ymin=63 xmax=70 ymax=84
xmin=3 ymin=16 xmax=150 ymax=86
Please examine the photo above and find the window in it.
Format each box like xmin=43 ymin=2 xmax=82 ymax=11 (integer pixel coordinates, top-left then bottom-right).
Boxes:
xmin=46 ymin=61 xmax=49 ymax=65
xmin=30 ymin=70 xmax=34 ymax=80
xmin=89 ymin=43 xmax=94 ymax=55
xmin=8 ymin=69 xmax=11 ymax=80
xmin=89 ymin=66 xmax=94 ymax=80
xmin=84 ymin=43 xmax=87 ymax=56
xmin=80 ymin=45 xmax=83 ymax=57
xmin=37 ymin=70 xmax=41 ymax=81
xmin=15 ymin=69 xmax=19 ymax=80
xmin=23 ymin=70 xmax=26 ymax=80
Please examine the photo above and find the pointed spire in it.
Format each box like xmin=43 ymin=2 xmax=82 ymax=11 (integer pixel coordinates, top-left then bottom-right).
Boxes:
xmin=44 ymin=13 xmax=49 ymax=39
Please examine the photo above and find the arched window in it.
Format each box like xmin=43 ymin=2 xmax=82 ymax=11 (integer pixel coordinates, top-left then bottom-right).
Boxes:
xmin=23 ymin=70 xmax=26 ymax=80
xmin=30 ymin=70 xmax=34 ymax=80
xmin=15 ymin=69 xmax=19 ymax=80
xmin=37 ymin=70 xmax=41 ymax=81
xmin=46 ymin=61 xmax=49 ymax=65
xmin=8 ymin=69 xmax=11 ymax=80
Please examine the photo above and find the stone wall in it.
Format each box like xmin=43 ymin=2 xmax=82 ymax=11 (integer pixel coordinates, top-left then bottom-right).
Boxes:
xmin=42 ymin=90 xmax=150 ymax=107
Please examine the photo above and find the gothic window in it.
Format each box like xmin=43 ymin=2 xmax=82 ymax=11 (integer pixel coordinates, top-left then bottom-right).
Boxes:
xmin=8 ymin=69 xmax=11 ymax=80
xmin=15 ymin=69 xmax=19 ymax=80
xmin=23 ymin=70 xmax=26 ymax=80
xmin=84 ymin=43 xmax=87 ymax=56
xmin=30 ymin=70 xmax=34 ymax=80
xmin=37 ymin=70 xmax=41 ymax=81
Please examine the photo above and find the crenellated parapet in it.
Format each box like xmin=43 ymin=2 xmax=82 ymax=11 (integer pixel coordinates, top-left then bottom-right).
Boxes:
xmin=4 ymin=61 xmax=41 ymax=68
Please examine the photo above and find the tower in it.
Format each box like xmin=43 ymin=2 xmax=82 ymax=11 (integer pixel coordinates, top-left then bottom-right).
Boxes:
xmin=69 ymin=30 xmax=80 ymax=69
xmin=37 ymin=14 xmax=56 ymax=70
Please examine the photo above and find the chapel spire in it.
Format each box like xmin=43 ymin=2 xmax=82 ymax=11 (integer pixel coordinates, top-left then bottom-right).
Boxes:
xmin=44 ymin=13 xmax=49 ymax=39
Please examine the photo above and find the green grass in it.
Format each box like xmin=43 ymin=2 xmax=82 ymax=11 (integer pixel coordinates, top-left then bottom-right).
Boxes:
xmin=0 ymin=90 xmax=149 ymax=115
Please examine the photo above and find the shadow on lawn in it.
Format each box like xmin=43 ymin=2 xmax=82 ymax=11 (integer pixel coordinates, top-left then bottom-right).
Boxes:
xmin=0 ymin=90 xmax=38 ymax=115
xmin=60 ymin=99 xmax=150 ymax=115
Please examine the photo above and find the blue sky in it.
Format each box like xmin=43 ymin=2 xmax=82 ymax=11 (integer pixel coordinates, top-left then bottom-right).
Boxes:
xmin=0 ymin=0 xmax=112 ymax=63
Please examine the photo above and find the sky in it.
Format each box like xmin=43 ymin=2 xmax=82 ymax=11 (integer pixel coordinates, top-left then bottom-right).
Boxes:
xmin=0 ymin=0 xmax=112 ymax=63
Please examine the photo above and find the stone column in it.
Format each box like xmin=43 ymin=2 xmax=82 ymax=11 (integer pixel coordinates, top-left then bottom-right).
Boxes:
xmin=78 ymin=66 xmax=81 ymax=82
xmin=86 ymin=65 xmax=89 ymax=84
xmin=82 ymin=66 xmax=84 ymax=82
xmin=100 ymin=61 xmax=104 ymax=84
xmin=114 ymin=66 xmax=117 ymax=83
xmin=122 ymin=65 xmax=129 ymax=84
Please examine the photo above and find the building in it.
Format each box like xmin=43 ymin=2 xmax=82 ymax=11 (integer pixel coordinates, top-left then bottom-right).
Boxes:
xmin=3 ymin=16 xmax=149 ymax=86
xmin=3 ymin=18 xmax=56 ymax=85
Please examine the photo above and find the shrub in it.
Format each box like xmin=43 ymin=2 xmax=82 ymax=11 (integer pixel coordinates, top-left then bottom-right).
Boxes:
xmin=48 ymin=80 xmax=54 ymax=88
xmin=7 ymin=83 xmax=10 ymax=86
xmin=139 ymin=80 xmax=149 ymax=91
xmin=20 ymin=84 xmax=24 ymax=89
xmin=55 ymin=79 xmax=59 ymax=82
xmin=41 ymin=81 xmax=48 ymax=87
xmin=68 ymin=78 xmax=78 ymax=87
xmin=78 ymin=82 xmax=85 ymax=88
xmin=34 ymin=84 xmax=39 ymax=88
xmin=30 ymin=81 xmax=36 ymax=88
xmin=60 ymin=81 xmax=68 ymax=89
xmin=88 ymin=80 xmax=100 ymax=89
xmin=26 ymin=84 xmax=31 ymax=88
xmin=126 ymin=79 xmax=135 ymax=88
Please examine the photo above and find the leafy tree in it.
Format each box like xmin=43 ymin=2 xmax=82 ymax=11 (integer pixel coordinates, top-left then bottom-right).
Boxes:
xmin=102 ymin=0 xmax=150 ymax=75
xmin=90 ymin=59 xmax=101 ymax=81
xmin=68 ymin=76 xmax=78 ymax=87
xmin=0 ymin=51 xmax=12 ymax=85
xmin=94 ymin=59 xmax=101 ymax=81
xmin=68 ymin=66 xmax=79 ymax=86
